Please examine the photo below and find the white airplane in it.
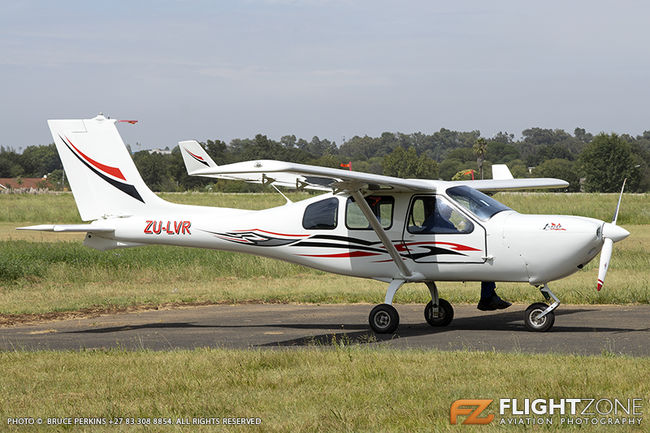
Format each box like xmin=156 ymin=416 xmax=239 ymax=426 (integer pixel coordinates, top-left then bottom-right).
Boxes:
xmin=20 ymin=115 xmax=630 ymax=333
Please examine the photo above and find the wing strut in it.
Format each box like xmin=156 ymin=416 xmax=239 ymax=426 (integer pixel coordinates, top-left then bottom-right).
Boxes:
xmin=348 ymin=189 xmax=412 ymax=278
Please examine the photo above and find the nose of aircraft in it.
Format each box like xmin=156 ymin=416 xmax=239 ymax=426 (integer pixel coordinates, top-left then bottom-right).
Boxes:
xmin=602 ymin=222 xmax=630 ymax=243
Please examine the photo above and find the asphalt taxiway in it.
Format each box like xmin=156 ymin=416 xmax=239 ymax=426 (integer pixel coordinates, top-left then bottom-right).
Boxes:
xmin=0 ymin=304 xmax=647 ymax=355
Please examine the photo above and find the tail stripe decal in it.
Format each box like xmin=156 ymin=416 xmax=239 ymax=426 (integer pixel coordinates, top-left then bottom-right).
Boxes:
xmin=60 ymin=135 xmax=144 ymax=203
xmin=186 ymin=149 xmax=209 ymax=166
xmin=63 ymin=136 xmax=126 ymax=180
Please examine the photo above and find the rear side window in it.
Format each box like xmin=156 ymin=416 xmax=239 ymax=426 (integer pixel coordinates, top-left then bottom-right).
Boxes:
xmin=346 ymin=196 xmax=394 ymax=229
xmin=302 ymin=198 xmax=338 ymax=230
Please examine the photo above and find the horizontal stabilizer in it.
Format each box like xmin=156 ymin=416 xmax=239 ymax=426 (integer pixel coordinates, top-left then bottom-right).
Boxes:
xmin=17 ymin=224 xmax=114 ymax=233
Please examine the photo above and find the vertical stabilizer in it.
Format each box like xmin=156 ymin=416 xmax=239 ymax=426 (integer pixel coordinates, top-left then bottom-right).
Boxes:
xmin=179 ymin=140 xmax=218 ymax=174
xmin=48 ymin=115 xmax=169 ymax=221
xmin=492 ymin=164 xmax=514 ymax=180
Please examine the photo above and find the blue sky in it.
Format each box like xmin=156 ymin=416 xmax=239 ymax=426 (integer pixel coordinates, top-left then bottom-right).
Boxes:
xmin=2 ymin=1 xmax=649 ymax=150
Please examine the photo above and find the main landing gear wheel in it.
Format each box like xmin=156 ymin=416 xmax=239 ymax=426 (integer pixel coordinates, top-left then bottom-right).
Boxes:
xmin=369 ymin=304 xmax=399 ymax=334
xmin=424 ymin=299 xmax=454 ymax=327
xmin=524 ymin=302 xmax=555 ymax=332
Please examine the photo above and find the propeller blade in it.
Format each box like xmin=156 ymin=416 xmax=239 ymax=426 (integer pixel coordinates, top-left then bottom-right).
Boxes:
xmin=612 ymin=178 xmax=627 ymax=225
xmin=596 ymin=179 xmax=628 ymax=291
xmin=597 ymin=238 xmax=613 ymax=291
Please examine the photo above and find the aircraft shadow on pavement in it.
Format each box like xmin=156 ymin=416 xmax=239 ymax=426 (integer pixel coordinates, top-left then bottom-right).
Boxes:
xmin=258 ymin=308 xmax=642 ymax=347
xmin=69 ymin=307 xmax=639 ymax=349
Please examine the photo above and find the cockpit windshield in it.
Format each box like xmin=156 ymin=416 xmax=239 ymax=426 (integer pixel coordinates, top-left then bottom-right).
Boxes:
xmin=446 ymin=185 xmax=512 ymax=221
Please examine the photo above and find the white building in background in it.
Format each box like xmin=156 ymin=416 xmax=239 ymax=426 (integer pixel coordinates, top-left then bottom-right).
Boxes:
xmin=147 ymin=148 xmax=172 ymax=155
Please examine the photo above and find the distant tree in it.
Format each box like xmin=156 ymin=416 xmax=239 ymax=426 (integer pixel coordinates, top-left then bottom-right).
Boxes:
xmin=133 ymin=151 xmax=175 ymax=191
xmin=491 ymin=131 xmax=515 ymax=144
xmin=533 ymin=159 xmax=580 ymax=192
xmin=339 ymin=135 xmax=385 ymax=160
xmin=579 ymin=133 xmax=637 ymax=192
xmin=438 ymin=158 xmax=463 ymax=180
xmin=301 ymin=136 xmax=337 ymax=157
xmin=473 ymin=138 xmax=488 ymax=179
xmin=205 ymin=139 xmax=229 ymax=164
xmin=382 ymin=146 xmax=438 ymax=179
xmin=574 ymin=127 xmax=593 ymax=143
xmin=507 ymin=160 xmax=530 ymax=178
xmin=0 ymin=147 xmax=24 ymax=177
xmin=280 ymin=135 xmax=297 ymax=148
xmin=486 ymin=141 xmax=520 ymax=163
xmin=20 ymin=144 xmax=62 ymax=176
xmin=445 ymin=147 xmax=475 ymax=161
xmin=536 ymin=143 xmax=574 ymax=162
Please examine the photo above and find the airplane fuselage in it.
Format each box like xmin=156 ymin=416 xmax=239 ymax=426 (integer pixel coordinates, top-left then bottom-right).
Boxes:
xmin=86 ymin=188 xmax=607 ymax=286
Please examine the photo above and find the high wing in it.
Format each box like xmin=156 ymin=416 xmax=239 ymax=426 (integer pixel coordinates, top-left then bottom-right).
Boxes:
xmin=450 ymin=163 xmax=568 ymax=191
xmin=181 ymin=152 xmax=568 ymax=193
xmin=450 ymin=178 xmax=568 ymax=191
xmin=181 ymin=153 xmax=435 ymax=193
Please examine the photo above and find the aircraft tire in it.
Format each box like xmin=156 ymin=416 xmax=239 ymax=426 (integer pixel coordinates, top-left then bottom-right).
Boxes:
xmin=524 ymin=302 xmax=555 ymax=332
xmin=369 ymin=304 xmax=399 ymax=334
xmin=424 ymin=299 xmax=454 ymax=327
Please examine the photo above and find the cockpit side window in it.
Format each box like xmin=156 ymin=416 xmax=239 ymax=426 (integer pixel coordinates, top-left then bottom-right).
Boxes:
xmin=407 ymin=196 xmax=474 ymax=234
xmin=302 ymin=197 xmax=339 ymax=230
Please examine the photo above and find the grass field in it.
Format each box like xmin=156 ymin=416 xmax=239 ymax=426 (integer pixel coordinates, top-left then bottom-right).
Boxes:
xmin=1 ymin=193 xmax=648 ymax=433
xmin=0 ymin=192 xmax=648 ymax=315
xmin=0 ymin=348 xmax=647 ymax=432
xmin=1 ymin=191 xmax=649 ymax=224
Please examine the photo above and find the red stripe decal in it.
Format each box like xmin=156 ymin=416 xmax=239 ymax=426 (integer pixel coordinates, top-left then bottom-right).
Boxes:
xmin=64 ymin=136 xmax=126 ymax=181
xmin=401 ymin=241 xmax=480 ymax=252
xmin=187 ymin=150 xmax=205 ymax=161
xmin=299 ymin=251 xmax=380 ymax=258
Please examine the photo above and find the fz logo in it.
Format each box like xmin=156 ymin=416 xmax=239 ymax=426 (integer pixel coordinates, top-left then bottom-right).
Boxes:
xmin=144 ymin=220 xmax=191 ymax=235
xmin=450 ymin=399 xmax=494 ymax=425
xmin=543 ymin=222 xmax=566 ymax=231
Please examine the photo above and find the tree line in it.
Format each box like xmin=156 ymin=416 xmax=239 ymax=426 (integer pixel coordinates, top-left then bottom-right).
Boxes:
xmin=1 ymin=127 xmax=648 ymax=193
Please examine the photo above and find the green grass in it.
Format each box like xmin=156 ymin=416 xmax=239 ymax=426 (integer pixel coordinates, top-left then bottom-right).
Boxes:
xmin=1 ymin=191 xmax=649 ymax=224
xmin=0 ymin=348 xmax=647 ymax=432
xmin=0 ymin=193 xmax=648 ymax=315
xmin=494 ymin=192 xmax=650 ymax=225
xmin=0 ymin=225 xmax=647 ymax=315
xmin=0 ymin=192 xmax=315 ymax=224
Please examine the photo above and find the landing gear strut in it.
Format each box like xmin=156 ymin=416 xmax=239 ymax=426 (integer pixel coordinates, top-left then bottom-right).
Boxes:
xmin=424 ymin=282 xmax=454 ymax=327
xmin=368 ymin=280 xmax=455 ymax=333
xmin=369 ymin=279 xmax=403 ymax=333
xmin=524 ymin=284 xmax=560 ymax=332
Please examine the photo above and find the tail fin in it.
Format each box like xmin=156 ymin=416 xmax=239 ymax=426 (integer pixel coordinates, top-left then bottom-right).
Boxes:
xmin=48 ymin=115 xmax=168 ymax=221
xmin=179 ymin=140 xmax=218 ymax=175
xmin=491 ymin=164 xmax=514 ymax=180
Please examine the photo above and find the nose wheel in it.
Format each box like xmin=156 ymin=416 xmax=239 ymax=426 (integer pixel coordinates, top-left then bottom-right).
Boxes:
xmin=524 ymin=303 xmax=555 ymax=331
xmin=524 ymin=284 xmax=560 ymax=332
